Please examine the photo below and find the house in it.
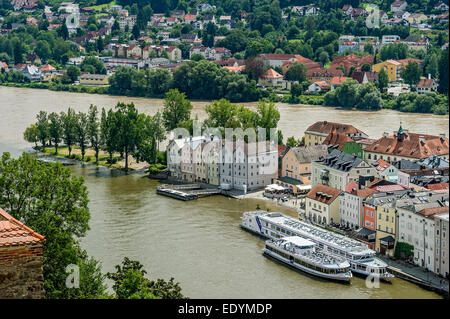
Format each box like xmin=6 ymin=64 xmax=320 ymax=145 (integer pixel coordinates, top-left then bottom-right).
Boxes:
xmin=330 ymin=54 xmax=374 ymax=74
xmin=306 ymin=68 xmax=343 ymax=82
xmin=189 ymin=46 xmax=231 ymax=60
xmin=391 ymin=1 xmax=408 ymax=12
xmin=434 ymin=213 xmax=449 ymax=277
xmin=14 ymin=64 xmax=42 ymax=81
xmin=0 ymin=61 xmax=8 ymax=72
xmin=364 ymin=126 xmax=449 ymax=162
xmin=79 ymin=74 xmax=110 ymax=86
xmin=364 ymin=190 xmax=409 ymax=255
xmin=416 ymin=78 xmax=438 ymax=94
xmin=342 ymin=5 xmax=353 ymax=16
xmin=350 ymin=8 xmax=368 ymax=20
xmin=340 ymin=183 xmax=378 ymax=229
xmin=434 ymin=1 xmax=449 ymax=11
xmin=278 ymin=145 xmax=329 ymax=192
xmin=258 ymin=68 xmax=285 ymax=89
xmin=219 ymin=141 xmax=278 ymax=191
xmin=407 ymin=13 xmax=428 ymax=25
xmin=330 ymin=76 xmax=350 ymax=90
xmin=261 ymin=54 xmax=304 ymax=68
xmin=304 ymin=121 xmax=368 ymax=146
xmin=351 ymin=71 xmax=378 ymax=84
xmin=323 ymin=133 xmax=364 ymax=158
xmin=372 ymin=59 xmax=403 ymax=82
xmin=196 ymin=3 xmax=214 ymax=12
xmin=292 ymin=5 xmax=319 ymax=16
xmin=25 ymin=54 xmax=41 ymax=65
xmin=382 ymin=35 xmax=401 ymax=45
xmin=311 ymin=149 xmax=379 ymax=191
xmin=305 ymin=184 xmax=343 ymax=225
xmin=180 ymin=33 xmax=198 ymax=44
xmin=308 ymin=81 xmax=330 ymax=93
xmin=0 ymin=208 xmax=45 ymax=298
xmin=373 ymin=158 xmax=399 ymax=183
xmin=397 ymin=192 xmax=449 ymax=271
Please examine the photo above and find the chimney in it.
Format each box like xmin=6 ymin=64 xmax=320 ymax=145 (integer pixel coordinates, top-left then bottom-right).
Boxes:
xmin=439 ymin=133 xmax=446 ymax=141
xmin=383 ymin=132 xmax=389 ymax=138
xmin=428 ymin=73 xmax=431 ymax=79
xmin=403 ymin=129 xmax=408 ymax=135
xmin=419 ymin=136 xmax=426 ymax=145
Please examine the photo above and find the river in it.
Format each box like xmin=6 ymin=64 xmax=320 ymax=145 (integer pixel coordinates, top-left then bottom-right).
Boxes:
xmin=0 ymin=86 xmax=447 ymax=298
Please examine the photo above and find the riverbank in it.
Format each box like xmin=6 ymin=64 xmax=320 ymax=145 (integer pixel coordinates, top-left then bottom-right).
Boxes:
xmin=39 ymin=146 xmax=155 ymax=173
xmin=2 ymin=82 xmax=448 ymax=116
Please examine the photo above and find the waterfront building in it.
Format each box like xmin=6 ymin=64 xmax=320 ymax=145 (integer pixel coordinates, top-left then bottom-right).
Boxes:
xmin=372 ymin=60 xmax=403 ymax=82
xmin=373 ymin=158 xmax=400 ymax=183
xmin=396 ymin=191 xmax=449 ymax=271
xmin=364 ymin=126 xmax=449 ymax=162
xmin=434 ymin=213 xmax=449 ymax=277
xmin=79 ymin=74 xmax=110 ymax=86
xmin=312 ymin=149 xmax=379 ymax=191
xmin=304 ymin=121 xmax=368 ymax=146
xmin=305 ymin=184 xmax=342 ymax=225
xmin=0 ymin=208 xmax=45 ymax=298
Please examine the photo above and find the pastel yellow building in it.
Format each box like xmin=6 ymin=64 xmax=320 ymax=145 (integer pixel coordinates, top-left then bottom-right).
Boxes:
xmin=375 ymin=204 xmax=397 ymax=256
xmin=372 ymin=60 xmax=402 ymax=82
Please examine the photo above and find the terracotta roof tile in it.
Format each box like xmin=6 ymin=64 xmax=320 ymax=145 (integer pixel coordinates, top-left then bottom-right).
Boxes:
xmin=0 ymin=208 xmax=45 ymax=247
xmin=306 ymin=121 xmax=366 ymax=136
xmin=306 ymin=184 xmax=342 ymax=205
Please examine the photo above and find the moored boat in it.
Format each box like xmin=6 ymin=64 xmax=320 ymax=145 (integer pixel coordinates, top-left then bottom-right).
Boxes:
xmin=264 ymin=236 xmax=352 ymax=282
xmin=242 ymin=211 xmax=394 ymax=282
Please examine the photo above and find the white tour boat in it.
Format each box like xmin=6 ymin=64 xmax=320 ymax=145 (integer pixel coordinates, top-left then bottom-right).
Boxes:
xmin=241 ymin=211 xmax=394 ymax=282
xmin=264 ymin=236 xmax=352 ymax=282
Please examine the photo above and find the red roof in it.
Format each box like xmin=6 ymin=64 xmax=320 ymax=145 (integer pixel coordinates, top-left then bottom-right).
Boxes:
xmin=417 ymin=206 xmax=449 ymax=218
xmin=306 ymin=121 xmax=366 ymax=136
xmin=323 ymin=133 xmax=353 ymax=149
xmin=330 ymin=76 xmax=350 ymax=85
xmin=366 ymin=132 xmax=449 ymax=159
xmin=417 ymin=78 xmax=434 ymax=88
xmin=426 ymin=183 xmax=449 ymax=191
xmin=262 ymin=68 xmax=283 ymax=79
xmin=0 ymin=208 xmax=45 ymax=247
xmin=306 ymin=184 xmax=342 ymax=205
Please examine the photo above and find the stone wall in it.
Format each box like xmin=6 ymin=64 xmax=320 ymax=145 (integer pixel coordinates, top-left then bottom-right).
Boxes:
xmin=0 ymin=244 xmax=45 ymax=299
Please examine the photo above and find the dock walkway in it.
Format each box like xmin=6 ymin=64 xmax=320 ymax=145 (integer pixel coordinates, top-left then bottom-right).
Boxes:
xmin=156 ymin=184 xmax=222 ymax=201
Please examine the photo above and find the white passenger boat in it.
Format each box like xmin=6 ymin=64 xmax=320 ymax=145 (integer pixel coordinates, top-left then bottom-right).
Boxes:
xmin=264 ymin=236 xmax=352 ymax=282
xmin=241 ymin=211 xmax=394 ymax=282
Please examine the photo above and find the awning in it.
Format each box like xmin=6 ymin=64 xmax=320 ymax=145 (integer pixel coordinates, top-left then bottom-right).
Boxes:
xmin=380 ymin=235 xmax=395 ymax=243
xmin=357 ymin=227 xmax=376 ymax=236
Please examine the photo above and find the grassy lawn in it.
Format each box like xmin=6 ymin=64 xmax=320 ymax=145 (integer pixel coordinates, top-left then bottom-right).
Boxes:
xmin=86 ymin=0 xmax=116 ymax=11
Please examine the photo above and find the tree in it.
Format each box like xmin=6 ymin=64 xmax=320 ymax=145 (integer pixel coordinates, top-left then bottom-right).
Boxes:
xmin=114 ymin=103 xmax=143 ymax=170
xmin=286 ymin=136 xmax=303 ymax=147
xmin=438 ymin=48 xmax=449 ymax=94
xmin=290 ymin=83 xmax=303 ymax=97
xmin=401 ymin=62 xmax=421 ymax=88
xmin=0 ymin=152 xmax=106 ymax=299
xmin=378 ymin=67 xmax=389 ymax=90
xmin=244 ymin=56 xmax=265 ymax=81
xmin=284 ymin=62 xmax=307 ymax=82
xmin=101 ymin=108 xmax=117 ymax=163
xmin=204 ymin=99 xmax=240 ymax=129
xmin=48 ymin=112 xmax=63 ymax=154
xmin=23 ymin=124 xmax=40 ymax=148
xmin=336 ymin=79 xmax=359 ymax=107
xmin=255 ymin=101 xmax=280 ymax=140
xmin=162 ymin=89 xmax=192 ymax=131
xmin=66 ymin=66 xmax=81 ymax=83
xmin=106 ymin=257 xmax=185 ymax=299
xmin=361 ymin=63 xmax=371 ymax=72
xmin=318 ymin=51 xmax=330 ymax=67
xmin=87 ymin=105 xmax=101 ymax=164
xmin=75 ymin=112 xmax=89 ymax=161
xmin=60 ymin=108 xmax=77 ymax=156
xmin=36 ymin=111 xmax=49 ymax=148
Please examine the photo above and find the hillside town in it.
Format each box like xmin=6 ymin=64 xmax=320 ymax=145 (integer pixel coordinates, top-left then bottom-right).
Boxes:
xmin=0 ymin=0 xmax=448 ymax=114
xmin=166 ymin=121 xmax=449 ymax=279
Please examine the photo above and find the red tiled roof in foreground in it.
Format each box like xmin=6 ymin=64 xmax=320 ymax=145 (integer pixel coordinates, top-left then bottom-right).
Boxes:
xmin=306 ymin=184 xmax=342 ymax=205
xmin=426 ymin=183 xmax=449 ymax=191
xmin=0 ymin=208 xmax=45 ymax=247
xmin=306 ymin=121 xmax=366 ymax=136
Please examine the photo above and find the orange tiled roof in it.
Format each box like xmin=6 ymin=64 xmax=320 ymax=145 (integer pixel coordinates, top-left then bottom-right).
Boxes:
xmin=262 ymin=68 xmax=283 ymax=79
xmin=417 ymin=78 xmax=434 ymax=88
xmin=323 ymin=133 xmax=353 ymax=150
xmin=306 ymin=121 xmax=366 ymax=136
xmin=306 ymin=184 xmax=342 ymax=205
xmin=417 ymin=206 xmax=449 ymax=218
xmin=0 ymin=208 xmax=45 ymax=247
xmin=365 ymin=132 xmax=449 ymax=159
xmin=330 ymin=76 xmax=350 ymax=85
xmin=426 ymin=183 xmax=449 ymax=191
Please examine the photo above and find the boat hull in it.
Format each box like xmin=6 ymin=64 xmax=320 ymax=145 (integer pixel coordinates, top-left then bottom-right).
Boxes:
xmin=263 ymin=249 xmax=352 ymax=283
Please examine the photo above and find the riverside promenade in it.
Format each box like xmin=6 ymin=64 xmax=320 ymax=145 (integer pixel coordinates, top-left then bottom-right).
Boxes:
xmin=378 ymin=255 xmax=449 ymax=298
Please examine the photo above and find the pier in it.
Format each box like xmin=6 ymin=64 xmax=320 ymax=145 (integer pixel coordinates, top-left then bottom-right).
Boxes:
xmin=156 ymin=184 xmax=222 ymax=201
